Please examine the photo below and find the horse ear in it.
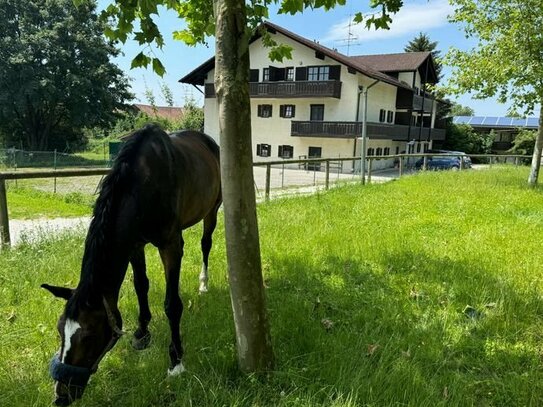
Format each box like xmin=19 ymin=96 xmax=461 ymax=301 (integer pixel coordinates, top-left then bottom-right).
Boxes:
xmin=41 ymin=284 xmax=74 ymax=300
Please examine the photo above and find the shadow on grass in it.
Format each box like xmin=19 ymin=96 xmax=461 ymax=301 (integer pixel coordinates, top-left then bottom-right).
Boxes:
xmin=265 ymin=250 xmax=543 ymax=406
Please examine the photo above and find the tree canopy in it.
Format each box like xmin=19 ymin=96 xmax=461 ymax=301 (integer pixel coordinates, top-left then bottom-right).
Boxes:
xmin=444 ymin=0 xmax=543 ymax=185
xmin=0 ymin=0 xmax=132 ymax=151
xmin=404 ymin=32 xmax=442 ymax=82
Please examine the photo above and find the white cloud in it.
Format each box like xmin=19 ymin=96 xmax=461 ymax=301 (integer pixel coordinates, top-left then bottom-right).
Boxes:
xmin=321 ymin=0 xmax=453 ymax=45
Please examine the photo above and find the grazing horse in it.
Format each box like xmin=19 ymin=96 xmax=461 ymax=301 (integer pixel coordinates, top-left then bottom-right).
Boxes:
xmin=41 ymin=124 xmax=222 ymax=406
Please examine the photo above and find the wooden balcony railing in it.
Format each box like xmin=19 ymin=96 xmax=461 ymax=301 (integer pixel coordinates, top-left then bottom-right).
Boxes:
xmin=291 ymin=121 xmax=446 ymax=141
xmin=204 ymin=80 xmax=342 ymax=99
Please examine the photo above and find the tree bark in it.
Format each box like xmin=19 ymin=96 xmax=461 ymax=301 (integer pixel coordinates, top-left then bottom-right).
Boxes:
xmin=528 ymin=104 xmax=543 ymax=186
xmin=213 ymin=0 xmax=274 ymax=372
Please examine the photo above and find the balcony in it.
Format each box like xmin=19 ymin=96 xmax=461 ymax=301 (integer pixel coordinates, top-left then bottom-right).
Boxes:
xmin=396 ymin=88 xmax=434 ymax=113
xmin=291 ymin=121 xmax=446 ymax=141
xmin=204 ymin=80 xmax=342 ymax=99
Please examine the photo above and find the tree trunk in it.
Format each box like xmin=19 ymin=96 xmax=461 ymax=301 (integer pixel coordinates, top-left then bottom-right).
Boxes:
xmin=213 ymin=0 xmax=274 ymax=372
xmin=528 ymin=105 xmax=543 ymax=186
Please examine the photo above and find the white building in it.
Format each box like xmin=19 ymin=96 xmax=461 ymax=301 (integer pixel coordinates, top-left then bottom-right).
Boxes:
xmin=180 ymin=22 xmax=445 ymax=172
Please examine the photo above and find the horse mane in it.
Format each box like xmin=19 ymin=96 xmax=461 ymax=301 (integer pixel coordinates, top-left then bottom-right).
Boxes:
xmin=67 ymin=124 xmax=174 ymax=315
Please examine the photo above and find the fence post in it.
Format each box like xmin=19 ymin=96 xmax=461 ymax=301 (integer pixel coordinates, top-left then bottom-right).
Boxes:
xmin=265 ymin=164 xmax=271 ymax=202
xmin=399 ymin=155 xmax=403 ymax=177
xmin=460 ymin=156 xmax=464 ymax=170
xmin=423 ymin=155 xmax=428 ymax=171
xmin=367 ymin=158 xmax=373 ymax=184
xmin=0 ymin=178 xmax=11 ymax=248
xmin=54 ymin=149 xmax=57 ymax=194
xmin=325 ymin=160 xmax=330 ymax=190
xmin=515 ymin=156 xmax=519 ymax=166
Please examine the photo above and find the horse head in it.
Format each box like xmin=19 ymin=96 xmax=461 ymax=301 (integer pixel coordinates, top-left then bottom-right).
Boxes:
xmin=41 ymin=284 xmax=123 ymax=406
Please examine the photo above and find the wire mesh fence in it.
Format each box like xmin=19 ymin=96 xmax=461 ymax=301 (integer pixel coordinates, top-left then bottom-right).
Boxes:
xmin=0 ymin=148 xmax=110 ymax=169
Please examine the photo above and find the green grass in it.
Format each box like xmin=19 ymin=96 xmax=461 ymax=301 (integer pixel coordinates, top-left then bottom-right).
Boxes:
xmin=1 ymin=166 xmax=543 ymax=406
xmin=6 ymin=185 xmax=94 ymax=219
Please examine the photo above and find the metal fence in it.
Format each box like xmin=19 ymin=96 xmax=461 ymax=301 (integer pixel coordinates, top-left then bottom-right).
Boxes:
xmin=0 ymin=148 xmax=110 ymax=169
xmin=0 ymin=153 xmax=533 ymax=247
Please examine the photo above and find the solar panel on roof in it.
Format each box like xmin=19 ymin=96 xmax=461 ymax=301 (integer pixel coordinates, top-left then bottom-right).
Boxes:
xmin=526 ymin=117 xmax=539 ymax=127
xmin=497 ymin=117 xmax=513 ymax=126
xmin=454 ymin=116 xmax=471 ymax=125
xmin=482 ymin=117 xmax=499 ymax=125
xmin=468 ymin=116 xmax=485 ymax=125
xmin=511 ymin=118 xmax=527 ymax=127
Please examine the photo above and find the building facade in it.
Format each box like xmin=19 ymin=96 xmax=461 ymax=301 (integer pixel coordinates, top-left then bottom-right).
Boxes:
xmin=180 ymin=22 xmax=446 ymax=172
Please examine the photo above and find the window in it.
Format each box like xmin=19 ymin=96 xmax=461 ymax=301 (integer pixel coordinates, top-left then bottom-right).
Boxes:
xmin=278 ymin=145 xmax=294 ymax=158
xmin=263 ymin=68 xmax=270 ymax=82
xmin=308 ymin=66 xmax=330 ymax=81
xmin=256 ymin=144 xmax=271 ymax=157
xmin=395 ymin=146 xmax=400 ymax=154
xmin=280 ymin=104 xmax=296 ymax=118
xmin=376 ymin=147 xmax=383 ymax=156
xmin=384 ymin=147 xmax=390 ymax=155
xmin=367 ymin=148 xmax=375 ymax=156
xmin=257 ymin=104 xmax=272 ymax=118
xmin=249 ymin=69 xmax=259 ymax=82
xmin=416 ymin=143 xmax=421 ymax=153
xmin=387 ymin=110 xmax=394 ymax=123
xmin=379 ymin=109 xmax=386 ymax=123
xmin=310 ymin=104 xmax=324 ymax=121
xmin=286 ymin=67 xmax=294 ymax=81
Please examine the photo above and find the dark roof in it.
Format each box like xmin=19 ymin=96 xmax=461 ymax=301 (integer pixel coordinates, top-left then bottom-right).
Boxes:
xmin=453 ymin=116 xmax=539 ymax=128
xmin=179 ymin=22 xmax=411 ymax=90
xmin=351 ymin=52 xmax=438 ymax=84
xmin=131 ymin=104 xmax=185 ymax=121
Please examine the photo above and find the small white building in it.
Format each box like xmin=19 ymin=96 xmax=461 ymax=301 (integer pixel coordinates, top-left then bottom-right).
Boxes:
xmin=180 ymin=22 xmax=445 ymax=172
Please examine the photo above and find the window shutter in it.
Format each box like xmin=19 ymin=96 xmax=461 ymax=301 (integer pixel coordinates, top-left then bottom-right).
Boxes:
xmin=249 ymin=69 xmax=259 ymax=82
xmin=291 ymin=105 xmax=296 ymax=118
xmin=256 ymin=144 xmax=262 ymax=156
xmin=329 ymin=65 xmax=341 ymax=80
xmin=257 ymin=105 xmax=263 ymax=117
xmin=278 ymin=145 xmax=283 ymax=157
xmin=269 ymin=66 xmax=286 ymax=81
xmin=295 ymin=67 xmax=308 ymax=81
xmin=279 ymin=105 xmax=285 ymax=118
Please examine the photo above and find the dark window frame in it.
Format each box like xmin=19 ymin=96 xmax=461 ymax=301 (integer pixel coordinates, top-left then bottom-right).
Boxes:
xmin=278 ymin=145 xmax=294 ymax=158
xmin=280 ymin=104 xmax=296 ymax=118
xmin=256 ymin=143 xmax=271 ymax=157
xmin=257 ymin=104 xmax=273 ymax=118
xmin=379 ymin=109 xmax=386 ymax=123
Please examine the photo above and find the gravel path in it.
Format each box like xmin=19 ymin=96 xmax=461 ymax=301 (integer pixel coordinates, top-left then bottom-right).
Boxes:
xmin=8 ymin=216 xmax=90 ymax=246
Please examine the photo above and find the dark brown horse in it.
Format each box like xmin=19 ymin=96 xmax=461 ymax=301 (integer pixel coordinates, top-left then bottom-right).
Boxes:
xmin=42 ymin=124 xmax=222 ymax=405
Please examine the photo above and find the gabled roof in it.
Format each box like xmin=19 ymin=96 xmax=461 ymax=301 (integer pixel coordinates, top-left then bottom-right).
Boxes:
xmin=179 ymin=22 xmax=412 ymax=90
xmin=130 ymin=104 xmax=185 ymax=121
xmin=351 ymin=52 xmax=438 ymax=84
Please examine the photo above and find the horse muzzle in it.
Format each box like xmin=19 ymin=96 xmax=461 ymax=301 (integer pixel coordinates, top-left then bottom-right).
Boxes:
xmin=49 ymin=353 xmax=90 ymax=405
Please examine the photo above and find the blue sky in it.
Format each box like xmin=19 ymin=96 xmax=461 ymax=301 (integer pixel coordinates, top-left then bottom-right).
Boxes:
xmin=98 ymin=0 xmax=512 ymax=116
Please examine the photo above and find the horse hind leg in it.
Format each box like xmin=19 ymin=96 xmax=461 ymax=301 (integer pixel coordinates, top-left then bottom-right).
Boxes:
xmin=160 ymin=235 xmax=185 ymax=376
xmin=199 ymin=207 xmax=218 ymax=293
xmin=130 ymin=246 xmax=152 ymax=350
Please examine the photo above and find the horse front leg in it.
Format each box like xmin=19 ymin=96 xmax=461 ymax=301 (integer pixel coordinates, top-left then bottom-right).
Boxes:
xmin=199 ymin=208 xmax=219 ymax=293
xmin=130 ymin=246 xmax=152 ymax=350
xmin=159 ymin=235 xmax=185 ymax=376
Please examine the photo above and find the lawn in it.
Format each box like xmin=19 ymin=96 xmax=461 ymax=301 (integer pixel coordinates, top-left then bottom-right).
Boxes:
xmin=1 ymin=166 xmax=542 ymax=406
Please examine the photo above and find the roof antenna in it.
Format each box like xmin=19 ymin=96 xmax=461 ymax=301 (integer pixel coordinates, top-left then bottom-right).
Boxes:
xmin=335 ymin=15 xmax=360 ymax=56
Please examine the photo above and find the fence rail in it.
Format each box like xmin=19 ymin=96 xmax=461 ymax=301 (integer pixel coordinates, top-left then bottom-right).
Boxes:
xmin=0 ymin=153 xmax=532 ymax=247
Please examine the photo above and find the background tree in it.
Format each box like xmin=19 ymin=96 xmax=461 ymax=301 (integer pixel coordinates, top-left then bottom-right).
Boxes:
xmin=445 ymin=0 xmax=543 ymax=186
xmin=508 ymin=129 xmax=538 ymax=157
xmin=0 ymin=0 xmax=132 ymax=151
xmin=442 ymin=123 xmax=493 ymax=155
xmin=99 ymin=0 xmax=405 ymax=373
xmin=177 ymin=96 xmax=204 ymax=131
xmin=404 ymin=32 xmax=442 ymax=81
xmin=449 ymin=102 xmax=475 ymax=117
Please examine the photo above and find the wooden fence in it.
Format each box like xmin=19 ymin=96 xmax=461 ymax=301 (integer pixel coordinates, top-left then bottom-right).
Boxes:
xmin=0 ymin=153 xmax=531 ymax=247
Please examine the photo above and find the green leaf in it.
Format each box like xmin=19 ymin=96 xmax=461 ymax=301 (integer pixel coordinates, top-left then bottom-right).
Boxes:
xmin=131 ymin=52 xmax=151 ymax=69
xmin=173 ymin=30 xmax=198 ymax=46
xmin=152 ymin=58 xmax=166 ymax=77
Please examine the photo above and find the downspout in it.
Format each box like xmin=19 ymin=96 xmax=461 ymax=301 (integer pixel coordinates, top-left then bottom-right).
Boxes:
xmin=353 ymin=86 xmax=363 ymax=170
xmin=407 ymin=70 xmax=417 ymax=143
xmin=418 ymin=59 xmax=430 ymax=142
xmin=360 ymin=79 xmax=380 ymax=184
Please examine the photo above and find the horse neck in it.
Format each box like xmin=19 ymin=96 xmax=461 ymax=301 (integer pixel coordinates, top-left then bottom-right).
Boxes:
xmin=79 ymin=205 xmax=139 ymax=303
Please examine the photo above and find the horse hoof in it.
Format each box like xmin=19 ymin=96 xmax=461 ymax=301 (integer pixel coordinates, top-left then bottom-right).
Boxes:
xmin=131 ymin=332 xmax=151 ymax=350
xmin=167 ymin=362 xmax=186 ymax=376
